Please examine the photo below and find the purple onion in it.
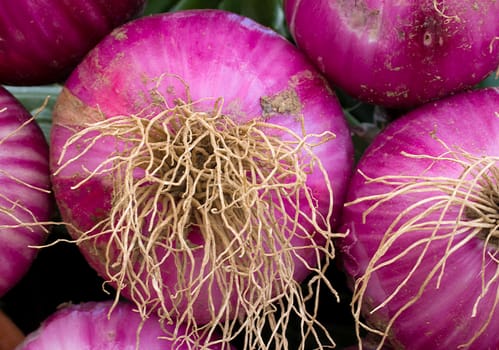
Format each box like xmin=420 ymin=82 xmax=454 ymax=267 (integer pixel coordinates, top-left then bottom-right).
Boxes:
xmin=0 ymin=0 xmax=145 ymax=86
xmin=16 ymin=301 xmax=230 ymax=349
xmin=339 ymin=87 xmax=499 ymax=349
xmin=284 ymin=0 xmax=499 ymax=108
xmin=0 ymin=86 xmax=52 ymax=297
xmin=49 ymin=9 xmax=354 ymax=349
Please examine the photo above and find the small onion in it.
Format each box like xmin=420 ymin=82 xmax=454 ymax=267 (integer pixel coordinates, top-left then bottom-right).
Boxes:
xmin=283 ymin=0 xmax=499 ymax=108
xmin=0 ymin=0 xmax=145 ymax=86
xmin=49 ymin=9 xmax=353 ymax=349
xmin=15 ymin=301 xmax=230 ymax=349
xmin=339 ymin=88 xmax=499 ymax=349
xmin=0 ymin=86 xmax=52 ymax=298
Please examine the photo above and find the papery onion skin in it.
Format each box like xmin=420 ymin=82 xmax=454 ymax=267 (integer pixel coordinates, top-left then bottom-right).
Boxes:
xmin=0 ymin=86 xmax=52 ymax=298
xmin=0 ymin=0 xmax=145 ymax=86
xmin=15 ymin=301 xmax=229 ymax=349
xmin=283 ymin=0 xmax=499 ymax=108
xmin=339 ymin=88 xmax=499 ymax=349
xmin=49 ymin=8 xmax=354 ymax=342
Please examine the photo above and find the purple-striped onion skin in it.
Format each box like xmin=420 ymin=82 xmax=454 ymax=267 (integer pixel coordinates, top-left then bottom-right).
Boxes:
xmin=0 ymin=0 xmax=145 ymax=86
xmin=284 ymin=0 xmax=499 ymax=108
xmin=16 ymin=301 xmax=230 ymax=349
xmin=49 ymin=9 xmax=353 ymax=342
xmin=0 ymin=86 xmax=52 ymax=297
xmin=339 ymin=88 xmax=499 ymax=349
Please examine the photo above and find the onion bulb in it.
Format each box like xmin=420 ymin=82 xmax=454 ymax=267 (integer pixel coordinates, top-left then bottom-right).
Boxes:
xmin=49 ymin=9 xmax=354 ymax=349
xmin=0 ymin=86 xmax=52 ymax=298
xmin=284 ymin=0 xmax=499 ymax=108
xmin=15 ymin=301 xmax=230 ymax=349
xmin=339 ymin=87 xmax=499 ymax=349
xmin=0 ymin=0 xmax=145 ymax=86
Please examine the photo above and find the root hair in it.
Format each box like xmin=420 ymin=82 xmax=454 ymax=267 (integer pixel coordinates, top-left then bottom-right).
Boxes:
xmin=348 ymin=132 xmax=499 ymax=349
xmin=55 ymin=79 xmax=342 ymax=349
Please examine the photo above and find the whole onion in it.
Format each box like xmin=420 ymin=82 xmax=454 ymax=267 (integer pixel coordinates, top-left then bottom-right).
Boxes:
xmin=339 ymin=88 xmax=499 ymax=349
xmin=0 ymin=0 xmax=145 ymax=86
xmin=283 ymin=0 xmax=499 ymax=108
xmin=15 ymin=301 xmax=230 ymax=349
xmin=49 ymin=9 xmax=354 ymax=349
xmin=0 ymin=86 xmax=52 ymax=298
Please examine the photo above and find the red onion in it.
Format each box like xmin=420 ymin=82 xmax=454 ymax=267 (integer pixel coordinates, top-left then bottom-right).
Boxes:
xmin=339 ymin=88 xmax=499 ymax=349
xmin=49 ymin=9 xmax=354 ymax=349
xmin=283 ymin=0 xmax=499 ymax=108
xmin=15 ymin=301 xmax=230 ymax=349
xmin=0 ymin=0 xmax=145 ymax=86
xmin=0 ymin=86 xmax=52 ymax=298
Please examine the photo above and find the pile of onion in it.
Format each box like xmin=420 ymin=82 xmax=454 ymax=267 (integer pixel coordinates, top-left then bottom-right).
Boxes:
xmin=0 ymin=86 xmax=52 ymax=299
xmin=0 ymin=0 xmax=145 ymax=86
xmin=339 ymin=87 xmax=499 ymax=349
xmin=49 ymin=9 xmax=354 ymax=349
xmin=16 ymin=301 xmax=231 ymax=349
xmin=283 ymin=0 xmax=499 ymax=108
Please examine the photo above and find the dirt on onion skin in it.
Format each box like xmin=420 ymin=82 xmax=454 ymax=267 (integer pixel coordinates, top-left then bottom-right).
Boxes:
xmin=260 ymin=88 xmax=302 ymax=118
xmin=52 ymin=88 xmax=105 ymax=127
